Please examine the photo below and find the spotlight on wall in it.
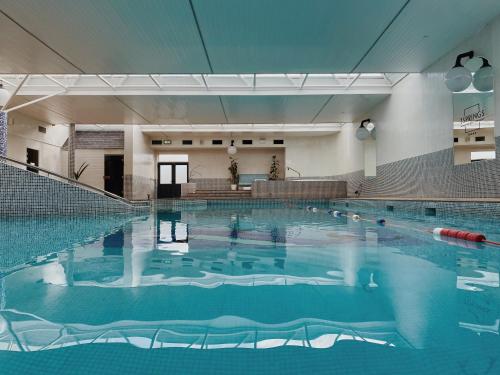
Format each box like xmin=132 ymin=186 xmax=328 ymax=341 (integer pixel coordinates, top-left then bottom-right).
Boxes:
xmin=227 ymin=139 xmax=237 ymax=155
xmin=356 ymin=119 xmax=374 ymax=141
xmin=473 ymin=57 xmax=494 ymax=92
xmin=0 ymin=82 xmax=10 ymax=107
xmin=445 ymin=51 xmax=474 ymax=92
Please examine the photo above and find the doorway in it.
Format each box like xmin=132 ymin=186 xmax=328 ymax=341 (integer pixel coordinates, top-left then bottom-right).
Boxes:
xmin=26 ymin=148 xmax=39 ymax=173
xmin=157 ymin=163 xmax=189 ymax=198
xmin=104 ymin=155 xmax=124 ymax=197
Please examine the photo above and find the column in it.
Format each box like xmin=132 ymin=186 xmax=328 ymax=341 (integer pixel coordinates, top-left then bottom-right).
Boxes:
xmin=67 ymin=123 xmax=75 ymax=178
xmin=0 ymin=111 xmax=7 ymax=157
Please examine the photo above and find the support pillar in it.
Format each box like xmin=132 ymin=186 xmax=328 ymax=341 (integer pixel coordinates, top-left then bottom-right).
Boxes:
xmin=67 ymin=123 xmax=75 ymax=178
xmin=0 ymin=111 xmax=7 ymax=157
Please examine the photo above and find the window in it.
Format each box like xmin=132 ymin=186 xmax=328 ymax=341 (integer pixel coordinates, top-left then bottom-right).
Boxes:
xmin=212 ymin=140 xmax=223 ymax=145
xmin=454 ymin=137 xmax=459 ymax=143
xmin=242 ymin=139 xmax=253 ymax=145
xmin=38 ymin=126 xmax=47 ymax=134
xmin=152 ymin=139 xmax=162 ymax=145
xmin=475 ymin=136 xmax=485 ymax=142
xmin=273 ymin=139 xmax=284 ymax=145
xmin=158 ymin=154 xmax=188 ymax=162
xmin=471 ymin=150 xmax=496 ymax=161
xmin=182 ymin=140 xmax=193 ymax=145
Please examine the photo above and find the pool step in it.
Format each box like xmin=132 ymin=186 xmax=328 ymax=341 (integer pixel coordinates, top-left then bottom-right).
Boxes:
xmin=184 ymin=190 xmax=252 ymax=200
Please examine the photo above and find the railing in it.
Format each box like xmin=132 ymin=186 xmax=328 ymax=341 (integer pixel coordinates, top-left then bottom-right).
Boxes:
xmin=0 ymin=155 xmax=132 ymax=205
xmin=286 ymin=166 xmax=302 ymax=178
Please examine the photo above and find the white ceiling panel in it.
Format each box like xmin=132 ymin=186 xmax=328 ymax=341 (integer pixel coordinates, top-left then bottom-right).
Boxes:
xmin=0 ymin=12 xmax=79 ymax=74
xmin=192 ymin=0 xmax=408 ymax=73
xmin=221 ymin=95 xmax=330 ymax=123
xmin=11 ymin=96 xmax=147 ymax=124
xmin=0 ymin=0 xmax=210 ymax=73
xmin=355 ymin=0 xmax=500 ymax=72
xmin=118 ymin=96 xmax=227 ymax=124
xmin=313 ymin=94 xmax=388 ymax=123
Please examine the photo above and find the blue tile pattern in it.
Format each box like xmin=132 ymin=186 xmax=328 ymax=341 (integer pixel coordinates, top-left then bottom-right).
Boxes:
xmin=0 ymin=162 xmax=149 ymax=217
xmin=334 ymin=136 xmax=500 ymax=198
xmin=0 ymin=111 xmax=7 ymax=157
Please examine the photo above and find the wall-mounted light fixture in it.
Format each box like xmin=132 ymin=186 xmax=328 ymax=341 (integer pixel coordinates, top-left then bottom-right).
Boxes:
xmin=472 ymin=57 xmax=494 ymax=92
xmin=356 ymin=119 xmax=375 ymax=141
xmin=227 ymin=139 xmax=237 ymax=155
xmin=445 ymin=51 xmax=474 ymax=92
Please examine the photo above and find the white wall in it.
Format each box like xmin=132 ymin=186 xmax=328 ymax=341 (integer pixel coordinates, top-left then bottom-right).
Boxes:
xmin=158 ymin=148 xmax=285 ymax=179
xmin=330 ymin=124 xmax=364 ymax=175
xmin=369 ymin=14 xmax=500 ymax=167
xmin=7 ymin=113 xmax=68 ymax=174
xmin=152 ymin=133 xmax=336 ymax=178
xmin=75 ymin=149 xmax=123 ymax=190
xmin=124 ymin=125 xmax=155 ymax=199
xmin=284 ymin=134 xmax=337 ymax=177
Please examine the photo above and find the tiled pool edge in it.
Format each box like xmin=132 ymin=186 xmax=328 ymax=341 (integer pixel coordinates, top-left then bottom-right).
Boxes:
xmin=333 ymin=199 xmax=500 ymax=220
xmin=156 ymin=197 xmax=500 ymax=221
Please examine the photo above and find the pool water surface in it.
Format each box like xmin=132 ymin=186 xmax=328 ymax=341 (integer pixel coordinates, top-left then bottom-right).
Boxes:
xmin=0 ymin=203 xmax=499 ymax=374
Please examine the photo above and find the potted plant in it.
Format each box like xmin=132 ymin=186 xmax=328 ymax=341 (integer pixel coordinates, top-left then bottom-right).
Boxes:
xmin=269 ymin=155 xmax=280 ymax=180
xmin=74 ymin=162 xmax=89 ymax=181
xmin=228 ymin=157 xmax=239 ymax=190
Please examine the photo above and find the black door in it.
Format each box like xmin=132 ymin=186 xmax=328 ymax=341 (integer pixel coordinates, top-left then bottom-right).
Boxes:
xmin=157 ymin=163 xmax=188 ymax=198
xmin=26 ymin=148 xmax=39 ymax=173
xmin=104 ymin=155 xmax=124 ymax=197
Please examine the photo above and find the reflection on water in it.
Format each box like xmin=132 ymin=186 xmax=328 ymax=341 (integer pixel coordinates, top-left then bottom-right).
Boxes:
xmin=0 ymin=206 xmax=500 ymax=373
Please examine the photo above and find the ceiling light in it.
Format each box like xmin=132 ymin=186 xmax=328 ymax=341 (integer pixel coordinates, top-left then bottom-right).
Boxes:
xmin=445 ymin=51 xmax=474 ymax=92
xmin=365 ymin=121 xmax=375 ymax=132
xmin=0 ymin=82 xmax=10 ymax=107
xmin=227 ymin=139 xmax=237 ymax=155
xmin=473 ymin=57 xmax=494 ymax=92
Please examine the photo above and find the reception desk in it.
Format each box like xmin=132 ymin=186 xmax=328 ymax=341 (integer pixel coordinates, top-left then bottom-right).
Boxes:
xmin=252 ymin=180 xmax=347 ymax=199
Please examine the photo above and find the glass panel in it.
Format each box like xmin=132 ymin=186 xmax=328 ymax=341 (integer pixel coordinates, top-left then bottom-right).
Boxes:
xmin=158 ymin=154 xmax=188 ymax=162
xmin=175 ymin=165 xmax=188 ymax=184
xmin=159 ymin=165 xmax=172 ymax=184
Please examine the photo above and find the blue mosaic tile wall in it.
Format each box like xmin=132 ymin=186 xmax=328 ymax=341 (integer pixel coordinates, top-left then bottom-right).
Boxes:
xmin=0 ymin=111 xmax=7 ymax=157
xmin=332 ymin=199 xmax=500 ymax=221
xmin=0 ymin=162 xmax=147 ymax=216
xmin=335 ymin=136 xmax=500 ymax=198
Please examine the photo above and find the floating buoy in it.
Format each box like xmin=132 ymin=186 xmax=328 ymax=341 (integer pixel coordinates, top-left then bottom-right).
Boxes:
xmin=333 ymin=210 xmax=342 ymax=217
xmin=352 ymin=214 xmax=361 ymax=222
xmin=433 ymin=233 xmax=483 ymax=250
xmin=312 ymin=207 xmax=318 ymax=212
xmin=376 ymin=218 xmax=386 ymax=225
xmin=433 ymin=227 xmax=485 ymax=243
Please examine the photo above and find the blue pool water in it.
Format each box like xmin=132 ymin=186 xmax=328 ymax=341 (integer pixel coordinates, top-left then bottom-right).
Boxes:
xmin=0 ymin=202 xmax=500 ymax=374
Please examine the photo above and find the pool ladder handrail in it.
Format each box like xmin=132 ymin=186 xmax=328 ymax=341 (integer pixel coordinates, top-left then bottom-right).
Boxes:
xmin=0 ymin=155 xmax=132 ymax=205
xmin=286 ymin=166 xmax=301 ymax=178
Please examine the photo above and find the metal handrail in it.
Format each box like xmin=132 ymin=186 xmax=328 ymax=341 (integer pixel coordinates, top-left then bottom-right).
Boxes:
xmin=286 ymin=166 xmax=302 ymax=178
xmin=0 ymin=155 xmax=132 ymax=205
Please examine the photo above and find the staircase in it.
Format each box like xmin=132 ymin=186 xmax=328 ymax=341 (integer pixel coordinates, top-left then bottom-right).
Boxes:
xmin=184 ymin=189 xmax=252 ymax=200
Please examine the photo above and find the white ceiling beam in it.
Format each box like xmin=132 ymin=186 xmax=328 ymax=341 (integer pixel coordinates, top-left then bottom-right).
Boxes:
xmin=149 ymin=74 xmax=162 ymax=88
xmin=1 ymin=74 xmax=29 ymax=111
xmin=4 ymin=90 xmax=66 ymax=113
xmin=97 ymin=74 xmax=114 ymax=88
xmin=15 ymin=86 xmax=391 ymax=96
xmin=44 ymin=74 xmax=67 ymax=88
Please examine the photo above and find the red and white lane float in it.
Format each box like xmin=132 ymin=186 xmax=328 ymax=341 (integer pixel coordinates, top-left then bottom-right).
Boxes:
xmin=433 ymin=227 xmax=500 ymax=247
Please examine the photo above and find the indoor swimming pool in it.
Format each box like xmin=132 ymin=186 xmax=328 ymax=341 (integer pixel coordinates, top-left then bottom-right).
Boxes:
xmin=0 ymin=201 xmax=499 ymax=374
